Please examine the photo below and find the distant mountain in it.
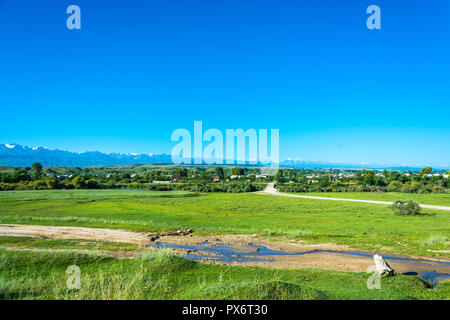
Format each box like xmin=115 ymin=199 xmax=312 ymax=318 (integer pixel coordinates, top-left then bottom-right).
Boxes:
xmin=0 ymin=143 xmax=445 ymax=170
xmin=279 ymin=159 xmax=447 ymax=171
xmin=279 ymin=159 xmax=384 ymax=169
xmin=0 ymin=144 xmax=172 ymax=167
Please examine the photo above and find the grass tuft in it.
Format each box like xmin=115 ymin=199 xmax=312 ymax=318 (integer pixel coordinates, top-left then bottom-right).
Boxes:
xmin=421 ymin=234 xmax=448 ymax=247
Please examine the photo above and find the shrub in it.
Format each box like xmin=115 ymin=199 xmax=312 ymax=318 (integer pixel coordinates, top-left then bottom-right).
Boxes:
xmin=85 ymin=179 xmax=101 ymax=189
xmin=390 ymin=200 xmax=422 ymax=215
xmin=0 ymin=183 xmax=13 ymax=191
xmin=387 ymin=181 xmax=402 ymax=192
xmin=431 ymin=185 xmax=445 ymax=193
xmin=71 ymin=176 xmax=85 ymax=189
xmin=31 ymin=180 xmax=48 ymax=190
xmin=418 ymin=185 xmax=432 ymax=194
xmin=421 ymin=234 xmax=448 ymax=247
xmin=147 ymin=183 xmax=174 ymax=191
xmin=401 ymin=182 xmax=421 ymax=193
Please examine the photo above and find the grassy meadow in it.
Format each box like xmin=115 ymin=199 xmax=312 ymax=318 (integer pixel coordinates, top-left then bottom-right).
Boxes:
xmin=0 ymin=189 xmax=449 ymax=300
xmin=1 ymin=248 xmax=449 ymax=300
xmin=288 ymin=191 xmax=450 ymax=207
xmin=0 ymin=189 xmax=449 ymax=257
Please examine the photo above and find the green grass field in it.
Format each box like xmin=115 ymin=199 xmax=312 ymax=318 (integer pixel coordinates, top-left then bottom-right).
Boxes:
xmin=0 ymin=189 xmax=449 ymax=300
xmin=0 ymin=190 xmax=449 ymax=257
xmin=1 ymin=249 xmax=448 ymax=300
xmin=288 ymin=191 xmax=450 ymax=207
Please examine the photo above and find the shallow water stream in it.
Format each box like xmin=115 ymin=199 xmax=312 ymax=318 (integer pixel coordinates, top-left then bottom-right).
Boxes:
xmin=150 ymin=241 xmax=450 ymax=286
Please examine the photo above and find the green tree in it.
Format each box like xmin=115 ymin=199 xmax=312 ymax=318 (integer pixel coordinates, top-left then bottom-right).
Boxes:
xmin=402 ymin=182 xmax=421 ymax=193
xmin=214 ymin=167 xmax=225 ymax=179
xmin=13 ymin=170 xmax=31 ymax=182
xmin=355 ymin=170 xmax=364 ymax=183
xmin=176 ymin=167 xmax=188 ymax=177
xmin=389 ymin=171 xmax=401 ymax=182
xmin=71 ymin=176 xmax=85 ymax=189
xmin=231 ymin=167 xmax=244 ymax=176
xmin=85 ymin=179 xmax=100 ymax=189
xmin=363 ymin=170 xmax=376 ymax=185
xmin=319 ymin=175 xmax=331 ymax=188
xmin=32 ymin=162 xmax=43 ymax=180
xmin=274 ymin=169 xmax=284 ymax=183
xmin=419 ymin=167 xmax=432 ymax=175
xmin=387 ymin=181 xmax=402 ymax=192
xmin=46 ymin=176 xmax=59 ymax=189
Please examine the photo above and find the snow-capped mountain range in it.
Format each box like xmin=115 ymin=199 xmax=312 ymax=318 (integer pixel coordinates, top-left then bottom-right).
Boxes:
xmin=0 ymin=144 xmax=171 ymax=167
xmin=0 ymin=143 xmax=445 ymax=169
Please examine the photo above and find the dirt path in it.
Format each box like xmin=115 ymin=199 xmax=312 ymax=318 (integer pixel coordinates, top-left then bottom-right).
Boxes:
xmin=0 ymin=224 xmax=152 ymax=245
xmin=257 ymin=183 xmax=450 ymax=211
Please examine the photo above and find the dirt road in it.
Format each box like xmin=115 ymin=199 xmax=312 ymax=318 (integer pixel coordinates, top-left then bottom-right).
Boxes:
xmin=0 ymin=224 xmax=152 ymax=245
xmin=258 ymin=183 xmax=450 ymax=211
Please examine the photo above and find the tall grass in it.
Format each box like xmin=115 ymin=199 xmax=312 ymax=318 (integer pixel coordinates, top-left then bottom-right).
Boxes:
xmin=1 ymin=249 xmax=449 ymax=300
xmin=263 ymin=229 xmax=314 ymax=239
xmin=421 ymin=234 xmax=448 ymax=247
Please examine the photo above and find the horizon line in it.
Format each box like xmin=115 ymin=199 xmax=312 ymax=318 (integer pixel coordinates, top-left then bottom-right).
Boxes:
xmin=1 ymin=143 xmax=448 ymax=170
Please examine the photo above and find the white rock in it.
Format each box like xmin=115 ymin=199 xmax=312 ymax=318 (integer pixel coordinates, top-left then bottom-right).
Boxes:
xmin=373 ymin=254 xmax=394 ymax=276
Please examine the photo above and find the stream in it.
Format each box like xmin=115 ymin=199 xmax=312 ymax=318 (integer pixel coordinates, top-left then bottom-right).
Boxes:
xmin=150 ymin=240 xmax=450 ymax=286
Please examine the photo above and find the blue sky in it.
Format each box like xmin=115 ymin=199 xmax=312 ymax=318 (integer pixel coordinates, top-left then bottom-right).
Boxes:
xmin=0 ymin=0 xmax=449 ymax=166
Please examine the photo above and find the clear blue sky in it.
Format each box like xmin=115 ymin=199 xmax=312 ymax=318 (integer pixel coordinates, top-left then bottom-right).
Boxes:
xmin=1 ymin=0 xmax=449 ymax=167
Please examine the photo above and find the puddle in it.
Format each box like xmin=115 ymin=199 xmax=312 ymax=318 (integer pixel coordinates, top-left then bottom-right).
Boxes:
xmin=150 ymin=241 xmax=450 ymax=286
xmin=421 ymin=271 xmax=450 ymax=287
xmin=152 ymin=242 xmax=273 ymax=263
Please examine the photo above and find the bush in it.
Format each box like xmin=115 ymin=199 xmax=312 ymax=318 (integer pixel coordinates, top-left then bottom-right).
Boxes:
xmin=0 ymin=183 xmax=13 ymax=191
xmin=147 ymin=183 xmax=174 ymax=191
xmin=418 ymin=185 xmax=432 ymax=194
xmin=431 ymin=185 xmax=445 ymax=193
xmin=390 ymin=200 xmax=422 ymax=215
xmin=31 ymin=180 xmax=48 ymax=190
xmin=401 ymin=182 xmax=421 ymax=193
xmin=387 ymin=181 xmax=402 ymax=192
xmin=85 ymin=179 xmax=101 ymax=189
xmin=421 ymin=234 xmax=448 ymax=247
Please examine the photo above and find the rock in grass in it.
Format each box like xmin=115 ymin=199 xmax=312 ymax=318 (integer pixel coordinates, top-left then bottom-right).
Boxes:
xmin=373 ymin=254 xmax=395 ymax=276
xmin=176 ymin=228 xmax=193 ymax=235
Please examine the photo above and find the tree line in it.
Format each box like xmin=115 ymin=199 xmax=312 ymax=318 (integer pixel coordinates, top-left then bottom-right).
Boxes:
xmin=0 ymin=163 xmax=448 ymax=194
xmin=0 ymin=163 xmax=266 ymax=193
xmin=275 ymin=167 xmax=449 ymax=194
